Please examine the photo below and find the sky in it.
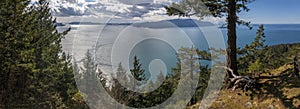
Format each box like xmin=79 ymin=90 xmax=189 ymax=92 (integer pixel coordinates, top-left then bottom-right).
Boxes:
xmin=114 ymin=0 xmax=300 ymax=24
xmin=240 ymin=0 xmax=300 ymax=24
xmin=49 ymin=0 xmax=300 ymax=24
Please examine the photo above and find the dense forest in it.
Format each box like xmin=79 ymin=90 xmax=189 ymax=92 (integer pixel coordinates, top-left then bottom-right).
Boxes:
xmin=0 ymin=0 xmax=88 ymax=108
xmin=0 ymin=0 xmax=299 ymax=109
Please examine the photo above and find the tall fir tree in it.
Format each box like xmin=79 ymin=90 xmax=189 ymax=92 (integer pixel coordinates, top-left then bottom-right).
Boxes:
xmin=166 ymin=0 xmax=255 ymax=86
xmin=0 ymin=0 xmax=35 ymax=107
xmin=177 ymin=47 xmax=200 ymax=105
xmin=238 ymin=25 xmax=267 ymax=76
xmin=110 ymin=63 xmax=129 ymax=105
xmin=130 ymin=56 xmax=146 ymax=84
xmin=129 ymin=56 xmax=145 ymax=107
xmin=0 ymin=0 xmax=86 ymax=108
xmin=29 ymin=1 xmax=81 ymax=108
xmin=80 ymin=50 xmax=101 ymax=104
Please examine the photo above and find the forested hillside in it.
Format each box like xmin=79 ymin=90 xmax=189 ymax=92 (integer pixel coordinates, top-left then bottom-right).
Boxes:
xmin=0 ymin=0 xmax=88 ymax=108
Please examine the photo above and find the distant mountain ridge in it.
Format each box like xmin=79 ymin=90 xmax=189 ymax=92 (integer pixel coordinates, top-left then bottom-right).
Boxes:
xmin=62 ymin=19 xmax=215 ymax=28
xmin=132 ymin=19 xmax=215 ymax=28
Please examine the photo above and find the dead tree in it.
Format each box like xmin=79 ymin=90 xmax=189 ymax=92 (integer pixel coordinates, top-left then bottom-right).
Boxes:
xmin=216 ymin=66 xmax=256 ymax=92
xmin=293 ymin=56 xmax=299 ymax=78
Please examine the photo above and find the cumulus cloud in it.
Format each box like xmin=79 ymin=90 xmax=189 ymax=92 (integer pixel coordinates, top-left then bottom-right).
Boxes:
xmin=116 ymin=0 xmax=154 ymax=5
xmin=202 ymin=16 xmax=226 ymax=24
xmin=46 ymin=0 xmax=224 ymax=24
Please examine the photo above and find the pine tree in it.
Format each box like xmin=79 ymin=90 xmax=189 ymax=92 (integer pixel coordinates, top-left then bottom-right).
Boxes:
xmin=28 ymin=1 xmax=80 ymax=108
xmin=194 ymin=65 xmax=210 ymax=102
xmin=80 ymin=50 xmax=100 ymax=102
xmin=238 ymin=25 xmax=267 ymax=76
xmin=128 ymin=56 xmax=146 ymax=107
xmin=154 ymin=71 xmax=169 ymax=105
xmin=177 ymin=47 xmax=200 ymax=105
xmin=166 ymin=0 xmax=255 ymax=85
xmin=116 ymin=62 xmax=128 ymax=86
xmin=110 ymin=63 xmax=128 ymax=104
xmin=130 ymin=56 xmax=146 ymax=85
xmin=239 ymin=25 xmax=267 ymax=56
xmin=0 ymin=0 xmax=85 ymax=108
xmin=0 ymin=0 xmax=38 ymax=107
xmin=169 ymin=47 xmax=212 ymax=105
xmin=73 ymin=52 xmax=105 ymax=108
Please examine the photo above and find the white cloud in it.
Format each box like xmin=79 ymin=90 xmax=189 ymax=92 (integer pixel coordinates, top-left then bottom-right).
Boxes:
xmin=116 ymin=0 xmax=154 ymax=5
xmin=202 ymin=16 xmax=226 ymax=24
xmin=47 ymin=0 xmax=224 ymax=24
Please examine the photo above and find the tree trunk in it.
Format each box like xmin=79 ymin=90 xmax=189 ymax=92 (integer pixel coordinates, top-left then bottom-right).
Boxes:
xmin=226 ymin=0 xmax=238 ymax=86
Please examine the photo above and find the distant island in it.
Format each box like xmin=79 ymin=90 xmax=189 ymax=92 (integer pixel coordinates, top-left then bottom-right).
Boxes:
xmin=57 ymin=19 xmax=218 ymax=28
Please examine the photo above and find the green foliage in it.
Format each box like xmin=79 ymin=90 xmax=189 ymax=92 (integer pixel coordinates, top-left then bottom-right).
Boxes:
xmin=0 ymin=0 xmax=86 ymax=108
xmin=0 ymin=0 xmax=34 ymax=107
xmin=105 ymin=47 xmax=212 ymax=108
xmin=108 ymin=58 xmax=177 ymax=108
xmin=177 ymin=47 xmax=200 ymax=75
xmin=127 ymin=56 xmax=150 ymax=107
xmin=79 ymin=50 xmax=103 ymax=101
xmin=238 ymin=25 xmax=267 ymax=75
xmin=166 ymin=0 xmax=254 ymax=81
xmin=165 ymin=0 xmax=253 ymax=27
xmin=109 ymin=63 xmax=132 ymax=106
xmin=248 ymin=60 xmax=263 ymax=72
xmin=178 ymin=47 xmax=212 ymax=105
xmin=263 ymin=43 xmax=299 ymax=69
xmin=130 ymin=56 xmax=146 ymax=82
xmin=248 ymin=60 xmax=263 ymax=77
xmin=238 ymin=25 xmax=297 ymax=76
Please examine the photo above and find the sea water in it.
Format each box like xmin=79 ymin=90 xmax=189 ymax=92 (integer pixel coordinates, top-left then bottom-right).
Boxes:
xmin=60 ymin=24 xmax=300 ymax=79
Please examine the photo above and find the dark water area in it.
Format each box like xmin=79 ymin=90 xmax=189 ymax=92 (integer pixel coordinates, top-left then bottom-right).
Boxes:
xmin=62 ymin=23 xmax=300 ymax=79
xmin=235 ymin=24 xmax=300 ymax=47
xmin=131 ymin=24 xmax=300 ymax=76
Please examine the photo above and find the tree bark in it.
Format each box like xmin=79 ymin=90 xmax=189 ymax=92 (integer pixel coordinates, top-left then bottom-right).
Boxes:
xmin=226 ymin=0 xmax=238 ymax=86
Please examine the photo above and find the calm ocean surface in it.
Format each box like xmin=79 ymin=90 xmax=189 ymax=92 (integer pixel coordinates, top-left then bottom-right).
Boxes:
xmin=134 ymin=24 xmax=300 ymax=76
xmin=235 ymin=24 xmax=300 ymax=47
xmin=61 ymin=24 xmax=300 ymax=78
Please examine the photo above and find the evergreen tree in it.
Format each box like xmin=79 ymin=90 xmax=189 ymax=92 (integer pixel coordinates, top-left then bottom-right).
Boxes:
xmin=153 ymin=71 xmax=175 ymax=106
xmin=80 ymin=50 xmax=100 ymax=102
xmin=177 ymin=47 xmax=200 ymax=105
xmin=29 ymin=1 xmax=81 ymax=108
xmin=194 ymin=65 xmax=210 ymax=102
xmin=116 ymin=62 xmax=128 ymax=86
xmin=239 ymin=25 xmax=267 ymax=57
xmin=0 ymin=0 xmax=86 ymax=108
xmin=128 ymin=56 xmax=145 ymax=107
xmin=166 ymin=0 xmax=254 ymax=85
xmin=142 ymin=80 xmax=155 ymax=107
xmin=73 ymin=50 xmax=107 ymax=108
xmin=130 ymin=56 xmax=146 ymax=85
xmin=0 ymin=0 xmax=36 ymax=107
xmin=169 ymin=47 xmax=212 ymax=106
xmin=238 ymin=25 xmax=267 ymax=76
xmin=110 ymin=63 xmax=129 ymax=105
